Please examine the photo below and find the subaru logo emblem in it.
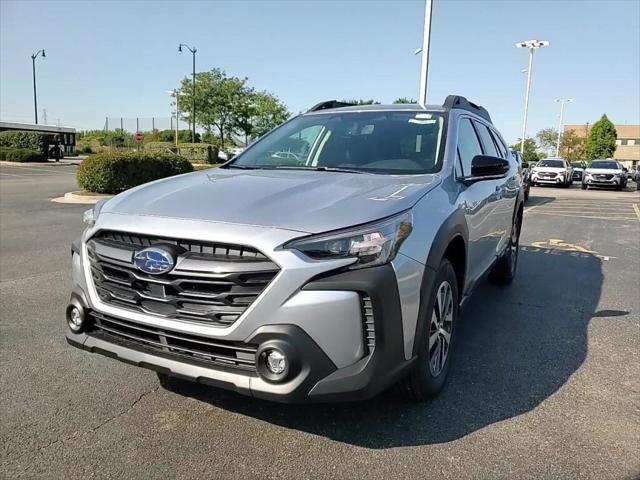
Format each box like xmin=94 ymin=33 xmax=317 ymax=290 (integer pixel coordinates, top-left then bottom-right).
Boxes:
xmin=133 ymin=247 xmax=175 ymax=275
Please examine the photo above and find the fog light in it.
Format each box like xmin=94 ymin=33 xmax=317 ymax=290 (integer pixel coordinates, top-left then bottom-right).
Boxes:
xmin=66 ymin=305 xmax=85 ymax=333
xmin=265 ymin=350 xmax=286 ymax=375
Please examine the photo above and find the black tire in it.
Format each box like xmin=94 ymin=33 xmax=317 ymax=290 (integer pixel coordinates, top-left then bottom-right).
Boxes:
xmin=524 ymin=185 xmax=530 ymax=201
xmin=489 ymin=209 xmax=521 ymax=285
xmin=581 ymin=183 xmax=587 ymax=190
xmin=404 ymin=259 xmax=459 ymax=401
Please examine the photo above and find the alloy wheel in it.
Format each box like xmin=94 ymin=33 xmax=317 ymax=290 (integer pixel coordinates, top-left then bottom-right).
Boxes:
xmin=428 ymin=281 xmax=454 ymax=376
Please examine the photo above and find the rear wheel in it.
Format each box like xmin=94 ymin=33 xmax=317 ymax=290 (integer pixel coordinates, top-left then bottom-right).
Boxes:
xmin=404 ymin=259 xmax=459 ymax=401
xmin=489 ymin=210 xmax=521 ymax=285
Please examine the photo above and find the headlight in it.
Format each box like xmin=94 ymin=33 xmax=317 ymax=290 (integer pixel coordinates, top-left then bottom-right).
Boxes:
xmin=83 ymin=199 xmax=107 ymax=226
xmin=285 ymin=211 xmax=413 ymax=270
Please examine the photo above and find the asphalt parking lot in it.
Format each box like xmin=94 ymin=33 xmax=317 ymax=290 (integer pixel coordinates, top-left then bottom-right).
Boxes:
xmin=1 ymin=163 xmax=639 ymax=479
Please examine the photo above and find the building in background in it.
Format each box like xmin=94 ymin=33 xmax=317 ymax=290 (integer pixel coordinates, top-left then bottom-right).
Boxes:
xmin=564 ymin=124 xmax=640 ymax=168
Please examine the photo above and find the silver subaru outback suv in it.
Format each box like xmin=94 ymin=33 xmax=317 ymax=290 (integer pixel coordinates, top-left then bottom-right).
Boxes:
xmin=66 ymin=96 xmax=524 ymax=402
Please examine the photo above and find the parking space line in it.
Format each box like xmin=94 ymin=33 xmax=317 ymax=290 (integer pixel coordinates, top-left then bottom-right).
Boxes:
xmin=632 ymin=204 xmax=640 ymax=222
xmin=528 ymin=211 xmax=637 ymax=221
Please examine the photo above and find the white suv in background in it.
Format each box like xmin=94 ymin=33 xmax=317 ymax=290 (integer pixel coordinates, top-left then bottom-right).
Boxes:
xmin=582 ymin=159 xmax=628 ymax=191
xmin=531 ymin=158 xmax=573 ymax=188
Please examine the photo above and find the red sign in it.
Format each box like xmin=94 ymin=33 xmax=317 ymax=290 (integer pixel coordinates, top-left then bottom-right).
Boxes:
xmin=134 ymin=132 xmax=142 ymax=142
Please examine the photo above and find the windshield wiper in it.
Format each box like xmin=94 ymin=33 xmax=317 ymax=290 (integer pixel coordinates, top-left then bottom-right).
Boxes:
xmin=271 ymin=165 xmax=365 ymax=174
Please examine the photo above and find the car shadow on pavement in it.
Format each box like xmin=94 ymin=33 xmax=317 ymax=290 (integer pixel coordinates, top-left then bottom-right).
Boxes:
xmin=167 ymin=248 xmax=603 ymax=448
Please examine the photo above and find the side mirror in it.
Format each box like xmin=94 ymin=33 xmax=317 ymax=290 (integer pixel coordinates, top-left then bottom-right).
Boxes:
xmin=460 ymin=155 xmax=509 ymax=185
xmin=471 ymin=155 xmax=509 ymax=176
xmin=623 ymin=168 xmax=628 ymax=172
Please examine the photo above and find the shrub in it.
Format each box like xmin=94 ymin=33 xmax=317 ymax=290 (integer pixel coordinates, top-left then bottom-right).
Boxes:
xmin=144 ymin=141 xmax=175 ymax=153
xmin=76 ymin=152 xmax=194 ymax=194
xmin=0 ymin=131 xmax=49 ymax=155
xmin=0 ymin=147 xmax=46 ymax=162
xmin=80 ymin=145 xmax=93 ymax=154
xmin=178 ymin=143 xmax=219 ymax=164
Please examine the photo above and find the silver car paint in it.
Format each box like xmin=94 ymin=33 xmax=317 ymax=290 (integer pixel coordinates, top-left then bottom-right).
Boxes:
xmin=72 ymin=105 xmax=521 ymax=389
xmin=103 ymin=168 xmax=441 ymax=234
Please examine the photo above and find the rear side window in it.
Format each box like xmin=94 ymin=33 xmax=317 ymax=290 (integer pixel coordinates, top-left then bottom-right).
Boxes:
xmin=474 ymin=121 xmax=499 ymax=157
xmin=491 ymin=130 xmax=508 ymax=158
xmin=457 ymin=118 xmax=483 ymax=176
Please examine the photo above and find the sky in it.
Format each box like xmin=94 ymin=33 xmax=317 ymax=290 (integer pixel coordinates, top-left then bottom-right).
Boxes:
xmin=1 ymin=0 xmax=639 ymax=144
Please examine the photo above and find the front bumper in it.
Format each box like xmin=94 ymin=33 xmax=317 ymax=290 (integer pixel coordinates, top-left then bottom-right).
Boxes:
xmin=67 ymin=260 xmax=423 ymax=403
xmin=584 ymin=176 xmax=622 ymax=186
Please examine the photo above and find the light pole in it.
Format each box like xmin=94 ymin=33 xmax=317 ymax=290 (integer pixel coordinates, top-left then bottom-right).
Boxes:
xmin=554 ymin=98 xmax=573 ymax=157
xmin=31 ymin=49 xmax=46 ymax=124
xmin=516 ymin=39 xmax=549 ymax=154
xmin=414 ymin=0 xmax=433 ymax=107
xmin=167 ymin=90 xmax=184 ymax=147
xmin=178 ymin=44 xmax=197 ymax=143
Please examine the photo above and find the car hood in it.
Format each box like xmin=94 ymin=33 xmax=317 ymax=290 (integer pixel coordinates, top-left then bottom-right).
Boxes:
xmin=585 ymin=168 xmax=622 ymax=175
xmin=102 ymin=169 xmax=441 ymax=233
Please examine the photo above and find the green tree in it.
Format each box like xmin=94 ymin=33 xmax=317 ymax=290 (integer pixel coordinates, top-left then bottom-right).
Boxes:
xmin=559 ymin=130 xmax=586 ymax=162
xmin=393 ymin=97 xmax=418 ymax=104
xmin=535 ymin=127 xmax=559 ymax=155
xmin=585 ymin=114 xmax=617 ymax=160
xmin=177 ymin=68 xmax=249 ymax=146
xmin=249 ymin=91 xmax=290 ymax=139
xmin=510 ymin=138 xmax=541 ymax=164
xmin=341 ymin=99 xmax=379 ymax=105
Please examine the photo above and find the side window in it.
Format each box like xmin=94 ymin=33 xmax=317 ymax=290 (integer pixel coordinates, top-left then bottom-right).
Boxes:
xmin=474 ymin=121 xmax=499 ymax=157
xmin=457 ymin=118 xmax=483 ymax=176
xmin=490 ymin=129 xmax=507 ymax=158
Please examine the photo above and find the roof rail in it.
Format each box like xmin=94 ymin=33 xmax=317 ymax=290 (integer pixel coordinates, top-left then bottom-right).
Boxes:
xmin=442 ymin=95 xmax=492 ymax=123
xmin=307 ymin=100 xmax=356 ymax=112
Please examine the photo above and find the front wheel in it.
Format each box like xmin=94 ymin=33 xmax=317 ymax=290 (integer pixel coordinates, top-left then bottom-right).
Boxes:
xmin=489 ymin=210 xmax=521 ymax=285
xmin=404 ymin=259 xmax=459 ymax=401
xmin=581 ymin=183 xmax=587 ymax=190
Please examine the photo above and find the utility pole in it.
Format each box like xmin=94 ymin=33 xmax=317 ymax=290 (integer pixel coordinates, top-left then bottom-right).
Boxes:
xmin=31 ymin=49 xmax=46 ymax=124
xmin=516 ymin=40 xmax=549 ymax=154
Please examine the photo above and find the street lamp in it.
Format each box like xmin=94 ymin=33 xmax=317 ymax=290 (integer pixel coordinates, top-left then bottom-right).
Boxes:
xmin=554 ymin=98 xmax=574 ymax=157
xmin=178 ymin=43 xmax=197 ymax=143
xmin=516 ymin=39 xmax=549 ymax=154
xmin=31 ymin=49 xmax=46 ymax=124
xmin=416 ymin=0 xmax=433 ymax=107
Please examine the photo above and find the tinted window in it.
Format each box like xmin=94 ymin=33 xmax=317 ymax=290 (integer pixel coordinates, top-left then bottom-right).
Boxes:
xmin=457 ymin=118 xmax=483 ymax=176
xmin=231 ymin=111 xmax=445 ymax=174
xmin=474 ymin=122 xmax=499 ymax=157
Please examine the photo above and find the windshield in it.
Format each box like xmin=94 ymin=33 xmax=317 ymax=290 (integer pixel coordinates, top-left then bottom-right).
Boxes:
xmin=589 ymin=160 xmax=619 ymax=169
xmin=538 ymin=159 xmax=565 ymax=168
xmin=228 ymin=111 xmax=445 ymax=175
xmin=571 ymin=162 xmax=583 ymax=168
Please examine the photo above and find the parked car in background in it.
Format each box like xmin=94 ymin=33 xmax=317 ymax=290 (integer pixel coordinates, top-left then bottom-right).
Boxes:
xmin=531 ymin=158 xmax=573 ymax=187
xmin=512 ymin=150 xmax=530 ymax=200
xmin=66 ymin=96 xmax=524 ymax=403
xmin=582 ymin=159 xmax=628 ymax=191
xmin=571 ymin=161 xmax=587 ymax=181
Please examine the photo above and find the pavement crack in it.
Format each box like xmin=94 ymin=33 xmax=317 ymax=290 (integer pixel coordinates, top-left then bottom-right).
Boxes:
xmin=6 ymin=384 xmax=160 ymax=467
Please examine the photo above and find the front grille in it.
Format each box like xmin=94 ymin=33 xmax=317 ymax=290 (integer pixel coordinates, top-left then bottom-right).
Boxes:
xmin=87 ymin=230 xmax=279 ymax=326
xmin=361 ymin=296 xmax=376 ymax=355
xmin=539 ymin=172 xmax=557 ymax=179
xmin=594 ymin=174 xmax=614 ymax=180
xmin=89 ymin=311 xmax=258 ymax=372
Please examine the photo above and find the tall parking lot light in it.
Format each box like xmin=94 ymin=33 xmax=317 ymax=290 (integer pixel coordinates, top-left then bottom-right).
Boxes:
xmin=516 ymin=39 xmax=549 ymax=154
xmin=31 ymin=49 xmax=46 ymax=124
xmin=416 ymin=0 xmax=433 ymax=107
xmin=178 ymin=44 xmax=197 ymax=143
xmin=554 ymin=98 xmax=573 ymax=157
